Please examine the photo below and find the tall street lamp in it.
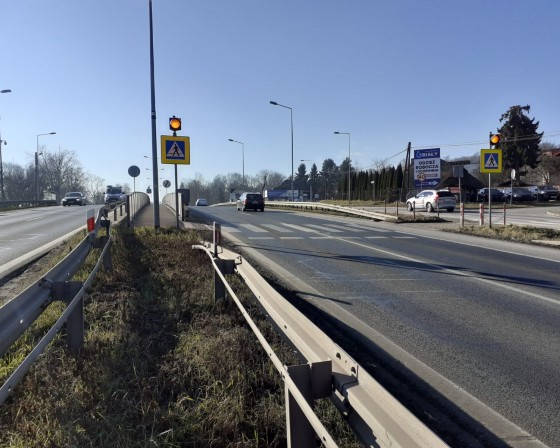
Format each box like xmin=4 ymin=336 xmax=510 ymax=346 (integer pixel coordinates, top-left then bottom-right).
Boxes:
xmin=334 ymin=131 xmax=351 ymax=204
xmin=300 ymin=159 xmax=314 ymax=202
xmin=36 ymin=132 xmax=56 ymax=200
xmin=0 ymin=89 xmax=11 ymax=202
xmin=0 ymin=135 xmax=6 ymax=202
xmin=270 ymin=101 xmax=294 ymax=201
xmin=228 ymin=139 xmax=245 ymax=188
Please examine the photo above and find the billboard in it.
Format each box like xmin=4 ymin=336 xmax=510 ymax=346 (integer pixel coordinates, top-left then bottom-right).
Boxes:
xmin=413 ymin=148 xmax=440 ymax=189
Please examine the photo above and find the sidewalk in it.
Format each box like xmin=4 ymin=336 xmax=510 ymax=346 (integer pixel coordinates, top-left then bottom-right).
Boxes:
xmin=132 ymin=203 xmax=179 ymax=228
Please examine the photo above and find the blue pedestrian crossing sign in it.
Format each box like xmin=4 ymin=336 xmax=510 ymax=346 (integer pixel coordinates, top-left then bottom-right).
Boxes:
xmin=161 ymin=135 xmax=190 ymax=165
xmin=480 ymin=149 xmax=502 ymax=173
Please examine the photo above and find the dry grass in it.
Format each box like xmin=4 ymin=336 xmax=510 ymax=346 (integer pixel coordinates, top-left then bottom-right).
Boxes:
xmin=0 ymin=226 xmax=360 ymax=447
xmin=448 ymin=224 xmax=560 ymax=244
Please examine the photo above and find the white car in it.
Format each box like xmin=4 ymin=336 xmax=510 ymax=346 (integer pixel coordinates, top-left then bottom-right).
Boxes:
xmin=195 ymin=198 xmax=208 ymax=206
xmin=406 ymin=189 xmax=456 ymax=212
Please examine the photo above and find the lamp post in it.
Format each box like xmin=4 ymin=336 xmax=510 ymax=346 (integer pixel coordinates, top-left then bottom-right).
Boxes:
xmin=334 ymin=131 xmax=351 ymax=204
xmin=270 ymin=101 xmax=294 ymax=201
xmin=228 ymin=139 xmax=245 ymax=188
xmin=0 ymin=134 xmax=6 ymax=202
xmin=0 ymin=89 xmax=12 ymax=202
xmin=300 ymin=159 xmax=314 ymax=202
xmin=36 ymin=132 xmax=56 ymax=201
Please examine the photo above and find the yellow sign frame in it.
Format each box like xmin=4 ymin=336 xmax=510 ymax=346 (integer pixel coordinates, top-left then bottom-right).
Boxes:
xmin=480 ymin=149 xmax=502 ymax=173
xmin=161 ymin=135 xmax=190 ymax=165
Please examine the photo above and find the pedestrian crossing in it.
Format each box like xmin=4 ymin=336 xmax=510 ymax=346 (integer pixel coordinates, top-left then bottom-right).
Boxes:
xmin=220 ymin=221 xmax=408 ymax=241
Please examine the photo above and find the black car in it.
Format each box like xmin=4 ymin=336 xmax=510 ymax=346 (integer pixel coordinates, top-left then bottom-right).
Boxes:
xmin=236 ymin=192 xmax=265 ymax=212
xmin=62 ymin=192 xmax=86 ymax=206
xmin=530 ymin=185 xmax=559 ymax=201
xmin=502 ymin=187 xmax=534 ymax=202
xmin=476 ymin=188 xmax=505 ymax=203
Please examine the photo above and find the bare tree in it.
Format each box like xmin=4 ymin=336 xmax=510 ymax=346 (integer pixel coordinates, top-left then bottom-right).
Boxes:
xmin=84 ymin=173 xmax=106 ymax=204
xmin=40 ymin=149 xmax=85 ymax=201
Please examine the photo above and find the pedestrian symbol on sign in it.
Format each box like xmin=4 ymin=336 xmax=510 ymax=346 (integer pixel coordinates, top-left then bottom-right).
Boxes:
xmin=168 ymin=142 xmax=184 ymax=158
xmin=484 ymin=153 xmax=498 ymax=169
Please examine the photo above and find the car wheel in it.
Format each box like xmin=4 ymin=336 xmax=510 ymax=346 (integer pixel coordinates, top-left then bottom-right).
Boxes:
xmin=426 ymin=202 xmax=434 ymax=213
xmin=406 ymin=202 xmax=413 ymax=211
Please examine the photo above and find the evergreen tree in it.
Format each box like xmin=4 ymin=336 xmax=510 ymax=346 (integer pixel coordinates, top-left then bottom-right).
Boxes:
xmin=497 ymin=105 xmax=542 ymax=182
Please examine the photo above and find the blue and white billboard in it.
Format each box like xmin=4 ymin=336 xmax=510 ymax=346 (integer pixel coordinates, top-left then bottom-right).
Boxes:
xmin=413 ymin=148 xmax=441 ymax=189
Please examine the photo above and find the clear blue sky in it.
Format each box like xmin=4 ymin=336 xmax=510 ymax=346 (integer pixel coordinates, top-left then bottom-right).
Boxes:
xmin=2 ymin=0 xmax=559 ymax=193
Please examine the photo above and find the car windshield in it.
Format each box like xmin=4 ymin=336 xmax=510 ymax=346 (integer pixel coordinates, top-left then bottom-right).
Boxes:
xmin=66 ymin=192 xmax=82 ymax=197
xmin=107 ymin=188 xmax=121 ymax=194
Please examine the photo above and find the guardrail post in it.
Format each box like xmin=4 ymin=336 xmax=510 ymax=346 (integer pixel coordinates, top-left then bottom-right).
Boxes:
xmin=286 ymin=360 xmax=332 ymax=447
xmin=479 ymin=203 xmax=484 ymax=226
xmin=52 ymin=281 xmax=84 ymax=354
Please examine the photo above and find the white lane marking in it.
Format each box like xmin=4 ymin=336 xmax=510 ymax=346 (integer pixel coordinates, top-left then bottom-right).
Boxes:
xmin=240 ymin=223 xmax=268 ymax=233
xmin=393 ymin=236 xmax=416 ymax=239
xmin=279 ymin=237 xmax=304 ymax=240
xmin=247 ymin=237 xmax=274 ymax=240
xmin=280 ymin=222 xmax=321 ymax=233
xmin=309 ymin=236 xmax=334 ymax=239
xmin=221 ymin=226 xmax=241 ymax=233
xmin=305 ymin=224 xmax=343 ymax=232
xmin=365 ymin=236 xmax=388 ymax=239
xmin=261 ymin=224 xmax=294 ymax=233
xmin=324 ymin=224 xmax=364 ymax=232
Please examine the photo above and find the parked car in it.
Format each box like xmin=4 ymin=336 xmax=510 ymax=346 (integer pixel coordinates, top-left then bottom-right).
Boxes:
xmin=236 ymin=192 xmax=265 ymax=212
xmin=528 ymin=185 xmax=559 ymax=201
xmin=476 ymin=188 xmax=506 ymax=203
xmin=195 ymin=198 xmax=208 ymax=206
xmin=406 ymin=189 xmax=456 ymax=212
xmin=62 ymin=192 xmax=86 ymax=206
xmin=501 ymin=187 xmax=534 ymax=202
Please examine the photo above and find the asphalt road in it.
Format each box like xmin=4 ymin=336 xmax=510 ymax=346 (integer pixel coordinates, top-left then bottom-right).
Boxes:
xmin=190 ymin=204 xmax=560 ymax=447
xmin=0 ymin=205 xmax=98 ymax=279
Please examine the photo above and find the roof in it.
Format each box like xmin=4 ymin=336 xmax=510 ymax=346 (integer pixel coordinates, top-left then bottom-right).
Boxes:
xmin=435 ymin=168 xmax=485 ymax=190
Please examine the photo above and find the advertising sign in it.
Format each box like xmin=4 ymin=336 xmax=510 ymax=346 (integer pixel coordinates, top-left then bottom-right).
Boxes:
xmin=414 ymin=148 xmax=440 ymax=189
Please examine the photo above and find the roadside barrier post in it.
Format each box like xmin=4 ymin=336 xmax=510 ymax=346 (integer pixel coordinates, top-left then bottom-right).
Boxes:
xmin=479 ymin=203 xmax=484 ymax=226
xmin=504 ymin=202 xmax=507 ymax=226
xmin=413 ymin=201 xmax=416 ymax=219
xmin=53 ymin=281 xmax=84 ymax=354
xmin=460 ymin=202 xmax=464 ymax=227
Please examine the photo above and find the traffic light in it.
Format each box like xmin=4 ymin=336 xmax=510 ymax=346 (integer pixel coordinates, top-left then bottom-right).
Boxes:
xmin=490 ymin=133 xmax=501 ymax=146
xmin=169 ymin=116 xmax=181 ymax=133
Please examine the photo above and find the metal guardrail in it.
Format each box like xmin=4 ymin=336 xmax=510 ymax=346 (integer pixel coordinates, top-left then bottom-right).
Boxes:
xmin=194 ymin=224 xmax=449 ymax=448
xmin=0 ymin=199 xmax=57 ymax=210
xmin=264 ymin=200 xmax=400 ymax=222
xmin=0 ymin=208 xmax=113 ymax=405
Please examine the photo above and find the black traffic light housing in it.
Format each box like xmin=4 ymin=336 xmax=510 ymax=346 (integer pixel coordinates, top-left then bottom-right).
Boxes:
xmin=490 ymin=133 xmax=501 ymax=147
xmin=169 ymin=116 xmax=181 ymax=135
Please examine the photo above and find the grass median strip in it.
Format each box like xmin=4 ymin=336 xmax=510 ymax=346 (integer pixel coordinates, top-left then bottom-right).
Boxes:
xmin=0 ymin=226 xmax=360 ymax=447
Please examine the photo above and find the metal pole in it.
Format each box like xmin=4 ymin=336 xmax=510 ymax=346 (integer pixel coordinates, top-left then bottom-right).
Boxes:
xmin=149 ymin=0 xmax=160 ymax=228
xmin=174 ymin=163 xmax=179 ymax=229
xmin=35 ymin=135 xmax=39 ymax=201
xmin=348 ymin=133 xmax=351 ymax=204
xmin=0 ymin=132 xmax=5 ymax=202
xmin=290 ymin=108 xmax=294 ymax=202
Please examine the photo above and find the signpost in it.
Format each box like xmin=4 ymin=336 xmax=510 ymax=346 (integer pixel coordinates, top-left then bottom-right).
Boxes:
xmin=480 ymin=148 xmax=503 ymax=227
xmin=161 ymin=116 xmax=190 ymax=229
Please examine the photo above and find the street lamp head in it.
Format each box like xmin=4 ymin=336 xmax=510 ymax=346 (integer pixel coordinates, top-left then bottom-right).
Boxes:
xmin=228 ymin=138 xmax=234 ymax=142
xmin=270 ymin=101 xmax=278 ymax=106
xmin=49 ymin=132 xmax=56 ymax=135
xmin=1 ymin=89 xmax=11 ymax=94
xmin=334 ymin=131 xmax=340 ymax=134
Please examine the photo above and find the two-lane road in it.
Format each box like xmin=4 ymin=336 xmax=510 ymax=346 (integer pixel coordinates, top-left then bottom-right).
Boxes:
xmin=190 ymin=204 xmax=560 ymax=447
xmin=0 ymin=206 xmax=97 ymax=278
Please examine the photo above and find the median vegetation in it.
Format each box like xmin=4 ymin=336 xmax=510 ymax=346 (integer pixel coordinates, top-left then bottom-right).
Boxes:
xmin=0 ymin=226 xmax=360 ymax=447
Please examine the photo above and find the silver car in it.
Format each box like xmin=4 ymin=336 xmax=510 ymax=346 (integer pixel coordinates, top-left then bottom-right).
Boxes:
xmin=406 ymin=189 xmax=456 ymax=212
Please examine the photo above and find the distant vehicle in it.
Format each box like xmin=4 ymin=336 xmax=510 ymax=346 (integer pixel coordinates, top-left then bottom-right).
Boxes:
xmin=62 ymin=192 xmax=86 ymax=206
xmin=104 ymin=185 xmax=126 ymax=204
xmin=476 ymin=188 xmax=506 ymax=203
xmin=195 ymin=198 xmax=208 ymax=206
xmin=501 ymin=187 xmax=534 ymax=202
xmin=406 ymin=189 xmax=456 ymax=212
xmin=237 ymin=192 xmax=265 ymax=212
xmin=528 ymin=185 xmax=559 ymax=201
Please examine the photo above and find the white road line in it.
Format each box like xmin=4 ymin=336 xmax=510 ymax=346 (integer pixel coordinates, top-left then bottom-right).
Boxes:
xmin=221 ymin=226 xmax=241 ymax=233
xmin=365 ymin=236 xmax=388 ymax=239
xmin=239 ymin=223 xmax=268 ymax=233
xmin=306 ymin=224 xmax=343 ymax=232
xmin=247 ymin=237 xmax=274 ymax=240
xmin=281 ymin=222 xmax=321 ymax=233
xmin=261 ymin=224 xmax=294 ymax=233
xmin=324 ymin=224 xmax=364 ymax=232
xmin=279 ymin=237 xmax=304 ymax=240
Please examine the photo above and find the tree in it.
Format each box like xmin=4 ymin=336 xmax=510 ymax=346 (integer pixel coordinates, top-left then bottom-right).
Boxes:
xmin=319 ymin=158 xmax=339 ymax=199
xmin=84 ymin=173 xmax=106 ymax=204
xmin=308 ymin=163 xmax=319 ymax=200
xmin=40 ymin=149 xmax=86 ymax=201
xmin=497 ymin=105 xmax=542 ymax=182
